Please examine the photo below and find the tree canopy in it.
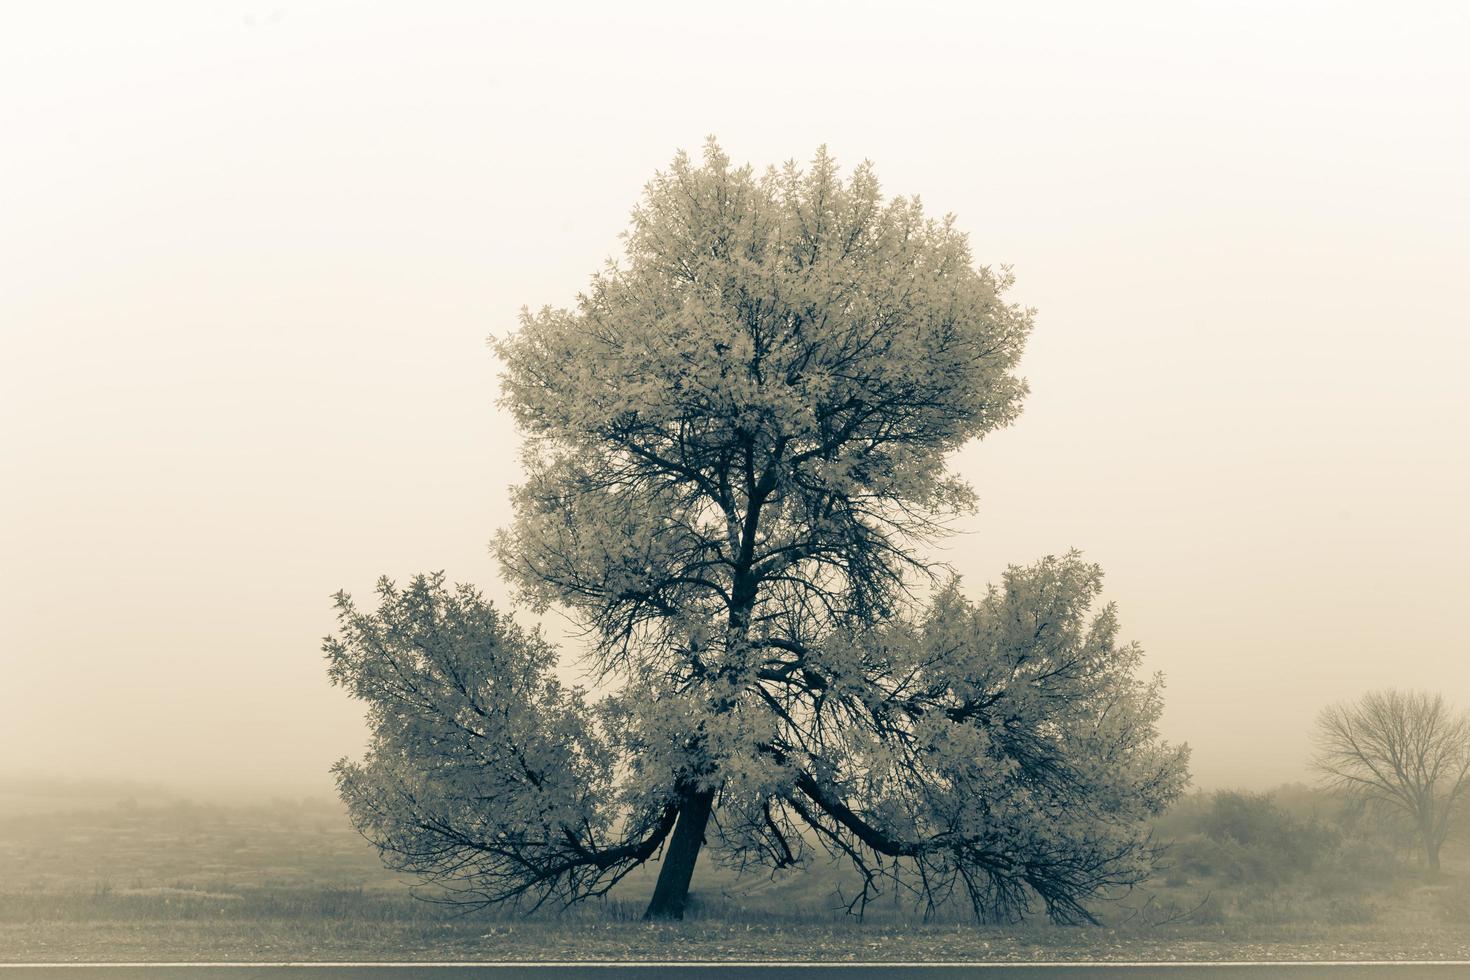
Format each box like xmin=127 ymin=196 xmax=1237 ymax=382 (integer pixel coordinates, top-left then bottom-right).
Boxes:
xmin=327 ymin=141 xmax=1189 ymax=922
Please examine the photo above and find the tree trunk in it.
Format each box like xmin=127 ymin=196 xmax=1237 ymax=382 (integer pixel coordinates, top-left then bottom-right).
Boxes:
xmin=1426 ymin=837 xmax=1442 ymax=874
xmin=643 ymin=788 xmax=715 ymax=920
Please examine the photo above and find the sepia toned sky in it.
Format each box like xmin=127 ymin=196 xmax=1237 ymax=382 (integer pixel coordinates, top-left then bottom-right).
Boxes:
xmin=3 ymin=1 xmax=1466 ymax=799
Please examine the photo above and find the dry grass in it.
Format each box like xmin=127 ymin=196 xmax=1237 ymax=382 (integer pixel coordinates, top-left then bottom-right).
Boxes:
xmin=2 ymin=783 xmax=1467 ymax=963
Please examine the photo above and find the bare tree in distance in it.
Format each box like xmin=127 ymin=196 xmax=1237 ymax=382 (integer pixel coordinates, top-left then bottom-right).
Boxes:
xmin=326 ymin=141 xmax=1190 ymax=923
xmin=1313 ymin=689 xmax=1470 ymax=872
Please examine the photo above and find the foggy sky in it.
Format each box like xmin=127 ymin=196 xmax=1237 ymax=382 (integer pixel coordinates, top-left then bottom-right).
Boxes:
xmin=3 ymin=1 xmax=1467 ymax=798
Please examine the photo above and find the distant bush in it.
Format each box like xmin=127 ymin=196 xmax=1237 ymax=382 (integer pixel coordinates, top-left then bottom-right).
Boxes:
xmin=1164 ymin=791 xmax=1336 ymax=886
xmin=1156 ymin=787 xmax=1403 ymax=890
xmin=1203 ymin=792 xmax=1334 ymax=852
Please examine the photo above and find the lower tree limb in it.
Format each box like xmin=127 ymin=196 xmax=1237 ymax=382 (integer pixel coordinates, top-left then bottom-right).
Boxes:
xmin=643 ymin=788 xmax=715 ymax=920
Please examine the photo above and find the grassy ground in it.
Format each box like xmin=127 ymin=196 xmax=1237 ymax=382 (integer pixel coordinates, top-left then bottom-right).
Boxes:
xmin=2 ymin=783 xmax=1467 ymax=963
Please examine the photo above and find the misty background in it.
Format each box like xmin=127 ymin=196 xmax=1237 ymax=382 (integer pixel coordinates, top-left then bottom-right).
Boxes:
xmin=2 ymin=1 xmax=1467 ymax=800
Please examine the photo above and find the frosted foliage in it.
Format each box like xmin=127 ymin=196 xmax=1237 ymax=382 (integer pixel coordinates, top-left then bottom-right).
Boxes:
xmin=329 ymin=144 xmax=1188 ymax=922
xmin=743 ymin=554 xmax=1191 ymax=922
xmin=494 ymin=141 xmax=1032 ymax=676
xmin=325 ymin=574 xmax=676 ymax=910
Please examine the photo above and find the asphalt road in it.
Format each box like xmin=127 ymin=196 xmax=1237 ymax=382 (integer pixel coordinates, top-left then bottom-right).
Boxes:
xmin=4 ymin=965 xmax=1470 ymax=979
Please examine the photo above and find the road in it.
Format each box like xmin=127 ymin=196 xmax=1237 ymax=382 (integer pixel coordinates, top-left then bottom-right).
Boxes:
xmin=3 ymin=964 xmax=1470 ymax=979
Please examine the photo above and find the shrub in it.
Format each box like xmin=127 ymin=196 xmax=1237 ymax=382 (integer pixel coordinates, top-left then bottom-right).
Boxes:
xmin=1160 ymin=789 xmax=1362 ymax=888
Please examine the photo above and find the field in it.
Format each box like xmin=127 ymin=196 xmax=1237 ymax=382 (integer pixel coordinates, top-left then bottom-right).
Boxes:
xmin=3 ymin=778 xmax=1469 ymax=963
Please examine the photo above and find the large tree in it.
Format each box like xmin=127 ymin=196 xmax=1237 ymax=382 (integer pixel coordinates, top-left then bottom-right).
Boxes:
xmin=327 ymin=142 xmax=1189 ymax=922
xmin=1313 ymin=689 xmax=1470 ymax=872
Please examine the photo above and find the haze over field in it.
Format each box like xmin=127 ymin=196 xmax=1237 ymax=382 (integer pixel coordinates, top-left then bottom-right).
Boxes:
xmin=2 ymin=1 xmax=1467 ymax=799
